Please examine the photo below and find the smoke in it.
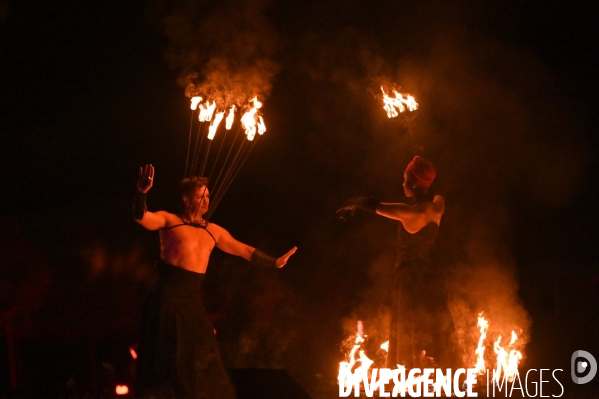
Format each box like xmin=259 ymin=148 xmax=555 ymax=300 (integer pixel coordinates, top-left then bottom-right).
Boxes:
xmin=150 ymin=0 xmax=280 ymax=107
xmin=290 ymin=0 xmax=592 ymax=378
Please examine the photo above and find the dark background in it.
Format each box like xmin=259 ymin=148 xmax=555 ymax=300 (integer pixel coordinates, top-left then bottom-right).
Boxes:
xmin=1 ymin=0 xmax=598 ymax=397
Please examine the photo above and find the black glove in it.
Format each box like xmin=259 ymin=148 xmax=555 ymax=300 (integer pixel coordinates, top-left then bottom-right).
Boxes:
xmin=336 ymin=197 xmax=379 ymax=221
xmin=251 ymin=249 xmax=278 ymax=268
xmin=133 ymin=191 xmax=147 ymax=220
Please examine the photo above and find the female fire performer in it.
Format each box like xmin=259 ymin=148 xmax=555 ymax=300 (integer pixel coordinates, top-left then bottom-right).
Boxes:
xmin=133 ymin=164 xmax=296 ymax=399
xmin=337 ymin=155 xmax=460 ymax=371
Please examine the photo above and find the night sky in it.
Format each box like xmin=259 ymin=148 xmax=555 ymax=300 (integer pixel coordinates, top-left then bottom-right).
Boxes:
xmin=1 ymin=0 xmax=598 ymax=397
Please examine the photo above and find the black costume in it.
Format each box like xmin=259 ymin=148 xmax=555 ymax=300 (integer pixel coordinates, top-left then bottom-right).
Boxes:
xmin=136 ymin=260 xmax=237 ymax=399
xmin=387 ymin=220 xmax=460 ymax=370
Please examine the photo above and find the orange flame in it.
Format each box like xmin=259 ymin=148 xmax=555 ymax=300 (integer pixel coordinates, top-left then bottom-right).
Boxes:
xmin=492 ymin=331 xmax=522 ymax=383
xmin=199 ymin=101 xmax=216 ymax=122
xmin=381 ymin=86 xmax=418 ymax=118
xmin=208 ymin=111 xmax=225 ymax=140
xmin=115 ymin=385 xmax=129 ymax=395
xmin=338 ymin=332 xmax=368 ymax=390
xmin=251 ymin=96 xmax=263 ymax=109
xmin=190 ymin=96 xmax=202 ymax=110
xmin=337 ymin=313 xmax=526 ymax=392
xmin=225 ymin=105 xmax=236 ymax=130
xmin=257 ymin=116 xmax=266 ymax=135
xmin=380 ymin=341 xmax=389 ymax=352
xmin=475 ymin=313 xmax=489 ymax=375
xmin=241 ymin=97 xmax=263 ymax=141
xmin=129 ymin=347 xmax=137 ymax=360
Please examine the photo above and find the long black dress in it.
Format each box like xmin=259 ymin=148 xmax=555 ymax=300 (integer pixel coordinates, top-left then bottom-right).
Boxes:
xmin=387 ymin=221 xmax=460 ymax=370
xmin=136 ymin=260 xmax=237 ymax=399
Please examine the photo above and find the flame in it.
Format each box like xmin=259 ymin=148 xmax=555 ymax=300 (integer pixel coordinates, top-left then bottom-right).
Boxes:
xmin=337 ymin=314 xmax=526 ymax=392
xmin=251 ymin=96 xmax=262 ymax=109
xmin=190 ymin=96 xmax=202 ymax=110
xmin=380 ymin=86 xmax=418 ymax=118
xmin=208 ymin=111 xmax=225 ymax=140
xmin=129 ymin=347 xmax=137 ymax=360
xmin=115 ymin=385 xmax=129 ymax=395
xmin=474 ymin=313 xmax=489 ymax=375
xmin=380 ymin=341 xmax=389 ymax=352
xmin=225 ymin=105 xmax=236 ymax=130
xmin=199 ymin=101 xmax=216 ymax=122
xmin=355 ymin=349 xmax=374 ymax=377
xmin=241 ymin=97 xmax=264 ymax=141
xmin=241 ymin=108 xmax=257 ymax=140
xmin=257 ymin=116 xmax=266 ymax=135
xmin=198 ymin=103 xmax=206 ymax=120
xmin=338 ymin=322 xmax=367 ymax=390
xmin=492 ymin=331 xmax=523 ymax=383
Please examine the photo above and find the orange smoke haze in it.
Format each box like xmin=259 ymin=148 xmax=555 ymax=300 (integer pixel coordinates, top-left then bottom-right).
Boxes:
xmin=153 ymin=0 xmax=279 ymax=107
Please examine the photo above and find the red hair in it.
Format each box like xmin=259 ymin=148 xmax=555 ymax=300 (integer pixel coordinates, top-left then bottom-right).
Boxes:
xmin=405 ymin=156 xmax=436 ymax=191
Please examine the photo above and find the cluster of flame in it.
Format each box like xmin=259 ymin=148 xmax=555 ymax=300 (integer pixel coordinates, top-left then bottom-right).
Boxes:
xmin=190 ymin=96 xmax=266 ymax=141
xmin=184 ymin=95 xmax=268 ymax=219
xmin=380 ymin=86 xmax=418 ymax=118
xmin=338 ymin=313 xmax=524 ymax=391
xmin=475 ymin=314 xmax=523 ymax=383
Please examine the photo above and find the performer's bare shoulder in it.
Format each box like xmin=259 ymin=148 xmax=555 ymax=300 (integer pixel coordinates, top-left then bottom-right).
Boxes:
xmin=132 ymin=164 xmax=296 ymax=273
xmin=336 ymin=157 xmax=444 ymax=234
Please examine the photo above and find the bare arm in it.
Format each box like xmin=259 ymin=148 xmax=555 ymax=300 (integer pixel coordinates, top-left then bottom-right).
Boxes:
xmin=210 ymin=224 xmax=254 ymax=260
xmin=377 ymin=195 xmax=445 ymax=225
xmin=210 ymin=224 xmax=297 ymax=268
xmin=136 ymin=210 xmax=170 ymax=231
xmin=337 ymin=195 xmax=445 ymax=232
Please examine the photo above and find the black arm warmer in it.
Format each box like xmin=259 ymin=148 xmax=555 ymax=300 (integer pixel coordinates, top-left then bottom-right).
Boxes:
xmin=133 ymin=191 xmax=147 ymax=220
xmin=251 ymin=249 xmax=278 ymax=268
xmin=353 ymin=197 xmax=380 ymax=213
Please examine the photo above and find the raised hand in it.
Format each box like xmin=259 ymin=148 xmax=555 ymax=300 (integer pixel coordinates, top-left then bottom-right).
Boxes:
xmin=137 ymin=164 xmax=155 ymax=193
xmin=276 ymin=246 xmax=298 ymax=268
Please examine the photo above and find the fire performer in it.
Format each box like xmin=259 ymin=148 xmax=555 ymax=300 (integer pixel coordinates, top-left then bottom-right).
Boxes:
xmin=337 ymin=155 xmax=460 ymax=371
xmin=133 ymin=164 xmax=296 ymax=398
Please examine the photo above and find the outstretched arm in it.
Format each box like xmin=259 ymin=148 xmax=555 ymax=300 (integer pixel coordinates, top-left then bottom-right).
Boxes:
xmin=337 ymin=195 xmax=445 ymax=226
xmin=133 ymin=164 xmax=168 ymax=230
xmin=210 ymin=224 xmax=297 ymax=268
xmin=376 ymin=195 xmax=444 ymax=223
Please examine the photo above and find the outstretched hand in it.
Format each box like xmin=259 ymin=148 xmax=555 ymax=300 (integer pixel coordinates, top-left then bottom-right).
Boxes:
xmin=137 ymin=164 xmax=154 ymax=193
xmin=336 ymin=198 xmax=358 ymax=221
xmin=276 ymin=246 xmax=297 ymax=268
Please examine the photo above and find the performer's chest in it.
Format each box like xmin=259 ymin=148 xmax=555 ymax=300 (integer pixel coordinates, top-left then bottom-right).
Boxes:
xmin=159 ymin=227 xmax=216 ymax=253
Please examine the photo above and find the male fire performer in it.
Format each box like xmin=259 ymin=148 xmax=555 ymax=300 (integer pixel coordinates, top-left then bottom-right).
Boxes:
xmin=133 ymin=164 xmax=296 ymax=398
xmin=337 ymin=155 xmax=460 ymax=371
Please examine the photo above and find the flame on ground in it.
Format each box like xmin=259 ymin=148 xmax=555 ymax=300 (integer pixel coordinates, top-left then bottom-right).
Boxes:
xmin=492 ymin=334 xmax=522 ymax=382
xmin=475 ymin=313 xmax=488 ymax=374
xmin=338 ymin=313 xmax=525 ymax=390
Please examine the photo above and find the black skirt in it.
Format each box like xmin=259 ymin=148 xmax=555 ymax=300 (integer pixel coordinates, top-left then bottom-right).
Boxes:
xmin=387 ymin=258 xmax=461 ymax=370
xmin=136 ymin=260 xmax=236 ymax=399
